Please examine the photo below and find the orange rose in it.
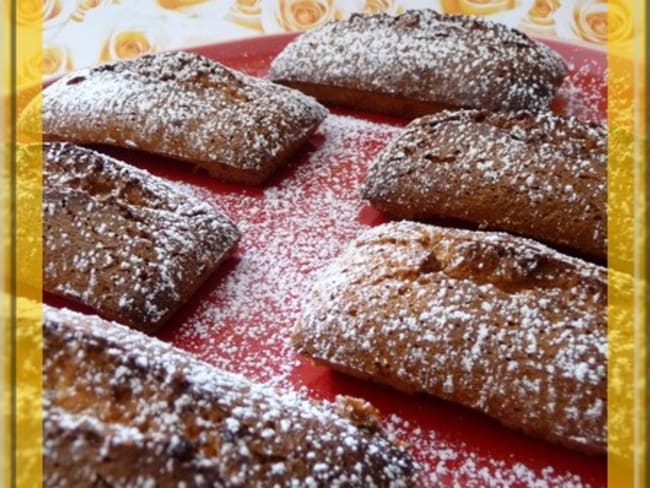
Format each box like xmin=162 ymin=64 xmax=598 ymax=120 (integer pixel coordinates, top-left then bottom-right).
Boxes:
xmin=18 ymin=46 xmax=72 ymax=87
xmin=261 ymin=0 xmax=357 ymax=33
xmin=570 ymin=0 xmax=631 ymax=45
xmin=519 ymin=0 xmax=559 ymax=35
xmin=363 ymin=0 xmax=401 ymax=15
xmin=18 ymin=0 xmax=76 ymax=27
xmin=100 ymin=27 xmax=156 ymax=63
xmin=441 ymin=0 xmax=517 ymax=16
xmin=528 ymin=0 xmax=559 ymax=24
xmin=278 ymin=0 xmax=334 ymax=31
xmin=157 ymin=0 xmax=211 ymax=9
xmin=226 ymin=0 xmax=263 ymax=30
xmin=70 ymin=0 xmax=113 ymax=22
xmin=154 ymin=0 xmax=230 ymax=18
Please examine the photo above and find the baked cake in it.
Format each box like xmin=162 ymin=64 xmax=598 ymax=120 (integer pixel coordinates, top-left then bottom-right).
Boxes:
xmin=43 ymin=305 xmax=419 ymax=486
xmin=30 ymin=51 xmax=328 ymax=184
xmin=362 ymin=110 xmax=607 ymax=260
xmin=40 ymin=142 xmax=240 ymax=332
xmin=269 ymin=10 xmax=567 ymax=117
xmin=295 ymin=222 xmax=606 ymax=454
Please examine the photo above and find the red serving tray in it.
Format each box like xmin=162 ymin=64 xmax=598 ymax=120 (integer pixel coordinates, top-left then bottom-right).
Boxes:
xmin=47 ymin=33 xmax=607 ymax=487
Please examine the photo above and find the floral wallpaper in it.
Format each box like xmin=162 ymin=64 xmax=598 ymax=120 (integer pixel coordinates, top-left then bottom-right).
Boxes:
xmin=19 ymin=0 xmax=630 ymax=86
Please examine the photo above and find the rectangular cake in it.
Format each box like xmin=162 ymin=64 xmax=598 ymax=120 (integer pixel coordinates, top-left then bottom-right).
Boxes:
xmin=27 ymin=51 xmax=328 ymax=185
xmin=40 ymin=142 xmax=240 ymax=332
xmin=295 ymin=221 xmax=606 ymax=454
xmin=269 ymin=10 xmax=567 ymax=117
xmin=43 ymin=305 xmax=419 ymax=486
xmin=362 ymin=110 xmax=607 ymax=261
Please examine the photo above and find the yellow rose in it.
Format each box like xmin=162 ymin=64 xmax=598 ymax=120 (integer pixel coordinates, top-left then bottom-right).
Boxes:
xmin=571 ymin=0 xmax=631 ymax=45
xmin=42 ymin=45 xmax=74 ymax=76
xmin=70 ymin=0 xmax=113 ymax=22
xmin=17 ymin=0 xmax=50 ymax=25
xmin=100 ymin=28 xmax=156 ymax=63
xmin=527 ymin=0 xmax=559 ymax=25
xmin=441 ymin=0 xmax=517 ymax=16
xmin=519 ymin=0 xmax=559 ymax=35
xmin=18 ymin=0 xmax=76 ymax=27
xmin=363 ymin=0 xmax=402 ymax=15
xmin=226 ymin=0 xmax=263 ymax=30
xmin=18 ymin=46 xmax=72 ymax=87
xmin=262 ymin=0 xmax=343 ymax=33
xmin=157 ymin=0 xmax=211 ymax=9
xmin=607 ymin=1 xmax=633 ymax=43
xmin=18 ymin=52 xmax=44 ymax=87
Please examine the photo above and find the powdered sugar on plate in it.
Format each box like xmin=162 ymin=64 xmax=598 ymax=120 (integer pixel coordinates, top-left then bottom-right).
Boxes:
xmin=552 ymin=59 xmax=607 ymax=123
xmin=48 ymin=35 xmax=607 ymax=487
xmin=168 ymin=115 xmax=399 ymax=385
xmin=384 ymin=414 xmax=589 ymax=487
xmin=164 ymin=113 xmax=602 ymax=487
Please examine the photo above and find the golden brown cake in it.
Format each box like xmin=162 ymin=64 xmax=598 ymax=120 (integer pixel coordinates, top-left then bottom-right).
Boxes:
xmin=40 ymin=142 xmax=240 ymax=332
xmin=269 ymin=10 xmax=567 ymax=118
xmin=362 ymin=110 xmax=607 ymax=261
xmin=43 ymin=305 xmax=419 ymax=487
xmin=30 ymin=51 xmax=328 ymax=185
xmin=295 ymin=222 xmax=606 ymax=454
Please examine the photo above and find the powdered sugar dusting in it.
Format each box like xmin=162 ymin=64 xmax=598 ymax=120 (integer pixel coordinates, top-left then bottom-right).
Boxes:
xmin=295 ymin=221 xmax=606 ymax=454
xmin=170 ymin=115 xmax=399 ymax=384
xmin=37 ymin=51 xmax=327 ymax=182
xmin=41 ymin=35 xmax=607 ymax=486
xmin=40 ymin=142 xmax=240 ymax=331
xmin=384 ymin=414 xmax=590 ymax=487
xmin=362 ymin=109 xmax=607 ymax=259
xmin=270 ymin=10 xmax=567 ymax=112
xmin=43 ymin=305 xmax=418 ymax=486
xmin=163 ymin=113 xmax=604 ymax=486
xmin=553 ymin=59 xmax=607 ymax=123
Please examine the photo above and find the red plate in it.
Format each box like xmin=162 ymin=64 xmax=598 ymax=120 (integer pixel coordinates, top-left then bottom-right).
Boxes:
xmin=47 ymin=34 xmax=607 ymax=487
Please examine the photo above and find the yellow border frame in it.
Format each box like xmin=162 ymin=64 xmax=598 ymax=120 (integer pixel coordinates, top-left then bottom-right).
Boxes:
xmin=2 ymin=1 xmax=43 ymax=486
xmin=0 ymin=1 xmax=648 ymax=487
xmin=2 ymin=2 xmax=8 ymax=485
xmin=607 ymin=0 xmax=648 ymax=486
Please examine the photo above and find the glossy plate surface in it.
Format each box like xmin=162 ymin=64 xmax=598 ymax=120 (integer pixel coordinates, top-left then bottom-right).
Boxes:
xmin=48 ymin=33 xmax=607 ymax=487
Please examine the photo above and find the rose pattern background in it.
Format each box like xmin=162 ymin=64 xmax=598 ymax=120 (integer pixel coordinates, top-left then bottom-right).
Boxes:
xmin=20 ymin=0 xmax=627 ymax=86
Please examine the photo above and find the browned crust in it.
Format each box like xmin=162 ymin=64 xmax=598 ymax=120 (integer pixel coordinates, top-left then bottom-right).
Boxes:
xmin=45 ymin=407 xmax=227 ymax=488
xmin=41 ymin=123 xmax=319 ymax=186
xmin=277 ymin=81 xmax=459 ymax=119
xmin=29 ymin=51 xmax=328 ymax=185
xmin=295 ymin=222 xmax=607 ymax=456
xmin=306 ymin=356 xmax=604 ymax=456
xmin=201 ymin=123 xmax=319 ymax=185
xmin=44 ymin=245 xmax=230 ymax=331
xmin=40 ymin=143 xmax=240 ymax=332
xmin=362 ymin=110 xmax=607 ymax=261
xmin=366 ymin=198 xmax=604 ymax=264
xmin=43 ymin=306 xmax=420 ymax=486
xmin=269 ymin=10 xmax=568 ymax=114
